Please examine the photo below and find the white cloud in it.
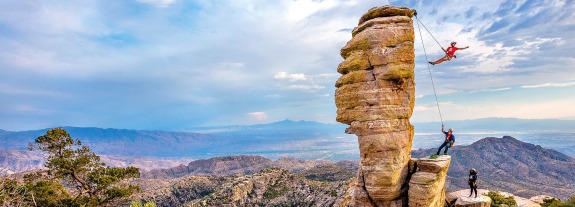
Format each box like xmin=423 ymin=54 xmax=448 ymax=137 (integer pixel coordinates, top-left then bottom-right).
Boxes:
xmin=274 ymin=72 xmax=306 ymax=81
xmin=469 ymin=87 xmax=511 ymax=93
xmin=287 ymin=84 xmax=325 ymax=92
xmin=521 ymin=81 xmax=575 ymax=88
xmin=309 ymin=73 xmax=340 ymax=80
xmin=247 ymin=112 xmax=268 ymax=121
xmin=3 ymin=0 xmax=575 ymax=130
xmin=137 ymin=0 xmax=177 ymax=7
xmin=412 ymin=98 xmax=575 ymax=123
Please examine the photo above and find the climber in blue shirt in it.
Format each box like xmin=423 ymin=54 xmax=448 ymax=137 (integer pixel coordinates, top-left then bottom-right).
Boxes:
xmin=435 ymin=125 xmax=455 ymax=155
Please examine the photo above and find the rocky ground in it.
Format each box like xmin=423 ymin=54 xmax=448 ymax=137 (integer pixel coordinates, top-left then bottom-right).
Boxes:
xmin=133 ymin=168 xmax=348 ymax=207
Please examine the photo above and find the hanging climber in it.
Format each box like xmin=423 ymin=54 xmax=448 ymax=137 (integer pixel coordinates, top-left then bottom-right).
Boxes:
xmin=428 ymin=41 xmax=469 ymax=65
xmin=435 ymin=124 xmax=455 ymax=155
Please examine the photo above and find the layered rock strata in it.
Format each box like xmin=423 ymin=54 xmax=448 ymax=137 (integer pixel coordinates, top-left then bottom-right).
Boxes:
xmin=408 ymin=156 xmax=451 ymax=207
xmin=335 ymin=5 xmax=417 ymax=206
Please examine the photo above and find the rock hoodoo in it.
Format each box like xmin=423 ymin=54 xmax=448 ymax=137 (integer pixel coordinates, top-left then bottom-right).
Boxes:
xmin=335 ymin=6 xmax=451 ymax=206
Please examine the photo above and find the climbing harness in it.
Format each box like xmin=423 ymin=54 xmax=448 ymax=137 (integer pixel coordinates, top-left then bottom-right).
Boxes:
xmin=414 ymin=12 xmax=444 ymax=125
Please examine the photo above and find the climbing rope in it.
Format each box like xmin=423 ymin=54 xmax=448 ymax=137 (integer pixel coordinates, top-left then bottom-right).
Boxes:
xmin=414 ymin=13 xmax=444 ymax=125
xmin=415 ymin=15 xmax=443 ymax=50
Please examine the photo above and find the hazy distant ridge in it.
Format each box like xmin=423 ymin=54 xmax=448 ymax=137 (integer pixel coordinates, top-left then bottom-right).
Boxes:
xmin=1 ymin=118 xmax=574 ymax=159
xmin=0 ymin=127 xmax=217 ymax=157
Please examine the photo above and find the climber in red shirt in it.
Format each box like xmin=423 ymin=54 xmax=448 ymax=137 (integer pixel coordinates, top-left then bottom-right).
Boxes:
xmin=429 ymin=41 xmax=469 ymax=65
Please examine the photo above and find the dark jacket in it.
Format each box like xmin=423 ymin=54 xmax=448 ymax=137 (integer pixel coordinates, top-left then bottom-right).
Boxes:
xmin=443 ymin=132 xmax=455 ymax=142
xmin=468 ymin=172 xmax=477 ymax=186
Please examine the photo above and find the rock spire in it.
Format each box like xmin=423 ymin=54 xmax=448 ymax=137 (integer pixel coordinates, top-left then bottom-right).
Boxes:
xmin=335 ymin=5 xmax=451 ymax=207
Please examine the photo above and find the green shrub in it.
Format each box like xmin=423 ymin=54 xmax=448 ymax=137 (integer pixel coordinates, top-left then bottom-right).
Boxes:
xmin=130 ymin=201 xmax=156 ymax=207
xmin=542 ymin=196 xmax=575 ymax=207
xmin=329 ymin=190 xmax=337 ymax=197
xmin=264 ymin=182 xmax=289 ymax=199
xmin=429 ymin=154 xmax=439 ymax=159
xmin=485 ymin=191 xmax=517 ymax=207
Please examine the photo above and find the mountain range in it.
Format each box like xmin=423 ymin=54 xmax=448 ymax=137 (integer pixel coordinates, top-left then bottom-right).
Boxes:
xmin=2 ymin=135 xmax=575 ymax=204
xmin=2 ymin=118 xmax=575 ymax=161
xmin=140 ymin=136 xmax=575 ymax=202
xmin=413 ymin=117 xmax=575 ymax=133
xmin=0 ymin=127 xmax=216 ymax=157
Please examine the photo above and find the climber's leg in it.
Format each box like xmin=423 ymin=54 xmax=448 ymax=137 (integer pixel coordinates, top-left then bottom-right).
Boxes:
xmin=431 ymin=56 xmax=451 ymax=65
xmin=436 ymin=142 xmax=447 ymax=155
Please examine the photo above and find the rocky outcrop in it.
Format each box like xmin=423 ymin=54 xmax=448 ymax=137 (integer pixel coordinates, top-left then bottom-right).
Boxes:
xmin=408 ymin=156 xmax=451 ymax=207
xmin=446 ymin=189 xmax=548 ymax=207
xmin=144 ymin=155 xmax=274 ymax=178
xmin=135 ymin=168 xmax=349 ymax=207
xmin=453 ymin=196 xmax=492 ymax=207
xmin=335 ymin=5 xmax=416 ymax=206
xmin=446 ymin=190 xmax=492 ymax=207
xmin=529 ymin=195 xmax=555 ymax=205
xmin=142 ymin=155 xmax=341 ymax=179
xmin=187 ymin=168 xmax=348 ymax=207
xmin=335 ymin=5 xmax=445 ymax=207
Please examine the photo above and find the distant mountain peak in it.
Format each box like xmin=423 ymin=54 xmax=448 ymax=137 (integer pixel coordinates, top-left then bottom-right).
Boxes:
xmin=412 ymin=136 xmax=575 ymax=200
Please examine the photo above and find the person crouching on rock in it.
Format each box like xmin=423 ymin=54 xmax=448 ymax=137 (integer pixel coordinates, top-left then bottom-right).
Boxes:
xmin=469 ymin=168 xmax=478 ymax=198
xmin=435 ymin=125 xmax=455 ymax=155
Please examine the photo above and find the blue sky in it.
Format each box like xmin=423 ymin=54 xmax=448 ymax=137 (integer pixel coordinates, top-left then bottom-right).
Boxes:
xmin=1 ymin=0 xmax=574 ymax=131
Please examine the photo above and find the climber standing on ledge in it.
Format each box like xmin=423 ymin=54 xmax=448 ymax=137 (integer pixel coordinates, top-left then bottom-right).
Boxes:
xmin=468 ymin=168 xmax=478 ymax=198
xmin=436 ymin=125 xmax=455 ymax=155
xmin=429 ymin=41 xmax=469 ymax=65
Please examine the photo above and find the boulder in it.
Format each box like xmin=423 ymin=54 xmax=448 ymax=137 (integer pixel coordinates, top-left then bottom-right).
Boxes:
xmin=454 ymin=196 xmax=492 ymax=207
xmin=408 ymin=156 xmax=451 ymax=207
xmin=446 ymin=189 xmax=491 ymax=207
xmin=447 ymin=190 xmax=543 ymax=207
xmin=529 ymin=195 xmax=555 ymax=205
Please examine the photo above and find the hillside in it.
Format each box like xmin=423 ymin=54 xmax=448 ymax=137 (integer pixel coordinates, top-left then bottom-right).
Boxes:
xmin=143 ymin=155 xmax=356 ymax=180
xmin=134 ymin=168 xmax=348 ymax=207
xmin=0 ymin=150 xmax=44 ymax=175
xmin=412 ymin=136 xmax=575 ymax=200
xmin=0 ymin=150 xmax=190 ymax=175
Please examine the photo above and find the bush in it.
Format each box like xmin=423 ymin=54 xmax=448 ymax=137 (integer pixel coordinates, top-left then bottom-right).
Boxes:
xmin=130 ymin=201 xmax=157 ymax=207
xmin=485 ymin=191 xmax=517 ymax=207
xmin=542 ymin=196 xmax=575 ymax=207
xmin=264 ymin=182 xmax=289 ymax=199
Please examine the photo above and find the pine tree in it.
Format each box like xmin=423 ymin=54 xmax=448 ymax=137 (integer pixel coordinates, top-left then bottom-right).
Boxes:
xmin=29 ymin=128 xmax=140 ymax=206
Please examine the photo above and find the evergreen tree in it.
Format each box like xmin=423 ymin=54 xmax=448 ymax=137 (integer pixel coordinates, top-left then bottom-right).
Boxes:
xmin=29 ymin=128 xmax=140 ymax=206
xmin=0 ymin=173 xmax=70 ymax=207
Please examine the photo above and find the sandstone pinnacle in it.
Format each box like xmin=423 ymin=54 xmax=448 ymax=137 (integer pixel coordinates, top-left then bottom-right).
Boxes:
xmin=335 ymin=5 xmax=450 ymax=207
